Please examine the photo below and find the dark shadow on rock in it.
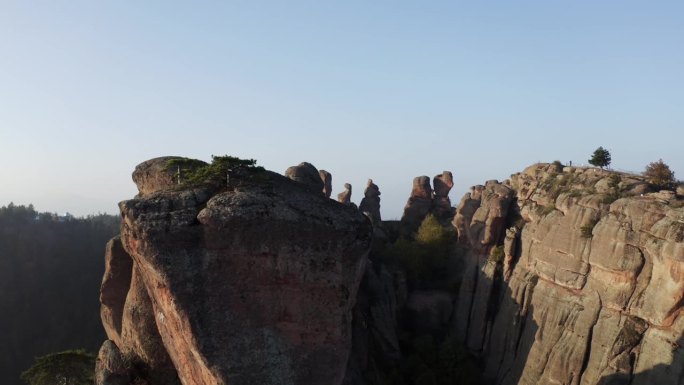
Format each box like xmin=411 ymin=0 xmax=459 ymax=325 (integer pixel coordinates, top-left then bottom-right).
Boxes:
xmin=596 ymin=331 xmax=684 ymax=385
xmin=344 ymin=195 xmax=539 ymax=385
xmin=450 ymin=245 xmax=539 ymax=385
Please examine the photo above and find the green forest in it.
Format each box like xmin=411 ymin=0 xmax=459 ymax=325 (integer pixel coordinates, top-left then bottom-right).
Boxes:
xmin=0 ymin=203 xmax=119 ymax=385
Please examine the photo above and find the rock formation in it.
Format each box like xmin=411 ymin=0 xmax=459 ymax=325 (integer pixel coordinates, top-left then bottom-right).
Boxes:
xmin=132 ymin=156 xmax=207 ymax=196
xmin=347 ymin=163 xmax=683 ymax=385
xmin=432 ymin=171 xmax=454 ymax=219
xmin=400 ymin=172 xmax=454 ymax=236
xmin=400 ymin=176 xmax=433 ymax=235
xmin=319 ymin=170 xmax=333 ymax=198
xmin=96 ymin=157 xmax=372 ymax=385
xmin=338 ymin=183 xmax=353 ymax=206
xmin=358 ymin=179 xmax=381 ymax=224
xmin=451 ymin=163 xmax=684 ymax=385
xmin=285 ymin=162 xmax=325 ymax=194
xmin=99 ymin=158 xmax=684 ymax=385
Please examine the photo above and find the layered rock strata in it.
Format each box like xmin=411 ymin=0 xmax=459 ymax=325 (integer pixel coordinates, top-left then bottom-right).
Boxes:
xmin=97 ymin=157 xmax=373 ymax=385
xmin=453 ymin=164 xmax=684 ymax=385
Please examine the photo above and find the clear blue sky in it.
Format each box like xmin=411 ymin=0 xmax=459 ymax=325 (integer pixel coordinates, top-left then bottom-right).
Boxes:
xmin=1 ymin=1 xmax=682 ymax=219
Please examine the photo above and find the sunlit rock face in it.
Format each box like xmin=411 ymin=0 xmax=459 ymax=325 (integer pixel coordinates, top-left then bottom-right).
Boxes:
xmin=97 ymin=157 xmax=372 ymax=385
xmin=132 ymin=156 xmax=207 ymax=197
xmin=452 ymin=163 xmax=684 ymax=385
xmin=338 ymin=183 xmax=353 ymax=206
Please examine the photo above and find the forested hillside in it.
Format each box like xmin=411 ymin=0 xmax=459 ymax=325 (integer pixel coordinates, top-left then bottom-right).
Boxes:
xmin=0 ymin=204 xmax=119 ymax=385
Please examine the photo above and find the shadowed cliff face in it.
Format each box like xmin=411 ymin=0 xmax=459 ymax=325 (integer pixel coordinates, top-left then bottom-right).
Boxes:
xmin=98 ymin=157 xmax=373 ymax=385
xmin=452 ymin=163 xmax=684 ymax=385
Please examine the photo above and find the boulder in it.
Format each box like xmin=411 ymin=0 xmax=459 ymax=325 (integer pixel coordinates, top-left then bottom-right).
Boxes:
xmin=285 ymin=162 xmax=324 ymax=194
xmin=132 ymin=157 xmax=207 ymax=196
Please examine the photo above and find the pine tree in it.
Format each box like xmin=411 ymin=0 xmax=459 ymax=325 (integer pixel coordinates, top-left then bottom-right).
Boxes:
xmin=589 ymin=147 xmax=611 ymax=169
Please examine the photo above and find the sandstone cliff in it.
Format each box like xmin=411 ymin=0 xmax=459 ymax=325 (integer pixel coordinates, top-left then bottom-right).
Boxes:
xmin=97 ymin=158 xmax=684 ymax=385
xmin=346 ymin=163 xmax=683 ymax=385
xmin=97 ymin=157 xmax=372 ymax=385
xmin=400 ymin=172 xmax=455 ymax=236
xmin=452 ymin=163 xmax=684 ymax=385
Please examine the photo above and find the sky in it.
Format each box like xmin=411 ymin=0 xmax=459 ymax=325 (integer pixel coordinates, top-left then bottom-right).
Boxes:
xmin=1 ymin=1 xmax=682 ymax=219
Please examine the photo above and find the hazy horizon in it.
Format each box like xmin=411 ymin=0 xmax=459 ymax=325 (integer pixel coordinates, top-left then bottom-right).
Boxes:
xmin=2 ymin=1 xmax=682 ymax=219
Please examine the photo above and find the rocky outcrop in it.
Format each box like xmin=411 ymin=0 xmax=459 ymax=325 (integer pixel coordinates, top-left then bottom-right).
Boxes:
xmin=359 ymin=179 xmax=381 ymax=224
xmin=400 ymin=172 xmax=455 ymax=236
xmin=100 ymin=237 xmax=133 ymax=347
xmin=100 ymin=238 xmax=182 ymax=385
xmin=319 ymin=170 xmax=333 ymax=198
xmin=132 ymin=157 xmax=207 ymax=196
xmin=103 ymin=158 xmax=684 ymax=385
xmin=285 ymin=162 xmax=325 ymax=194
xmin=451 ymin=163 xmax=684 ymax=385
xmin=432 ymin=171 xmax=454 ymax=219
xmin=97 ymin=157 xmax=373 ymax=385
xmin=400 ymin=176 xmax=433 ymax=235
xmin=338 ymin=183 xmax=353 ymax=206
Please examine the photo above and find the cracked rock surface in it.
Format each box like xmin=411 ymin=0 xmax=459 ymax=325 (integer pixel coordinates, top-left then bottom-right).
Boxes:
xmin=97 ymin=158 xmax=372 ymax=385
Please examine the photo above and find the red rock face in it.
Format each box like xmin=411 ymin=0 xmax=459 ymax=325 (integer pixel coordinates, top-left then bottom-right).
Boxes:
xmin=104 ymin=161 xmax=372 ymax=385
xmin=100 ymin=236 xmax=132 ymax=347
xmin=100 ymin=237 xmax=180 ymax=385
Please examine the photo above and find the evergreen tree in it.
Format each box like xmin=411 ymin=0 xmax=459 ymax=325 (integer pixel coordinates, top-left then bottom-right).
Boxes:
xmin=589 ymin=147 xmax=611 ymax=169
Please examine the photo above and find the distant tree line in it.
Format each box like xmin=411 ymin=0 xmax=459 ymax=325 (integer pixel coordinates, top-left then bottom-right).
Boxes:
xmin=0 ymin=203 xmax=119 ymax=385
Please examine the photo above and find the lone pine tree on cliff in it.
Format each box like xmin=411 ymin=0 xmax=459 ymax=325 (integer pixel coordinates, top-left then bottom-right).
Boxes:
xmin=589 ymin=147 xmax=611 ymax=169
